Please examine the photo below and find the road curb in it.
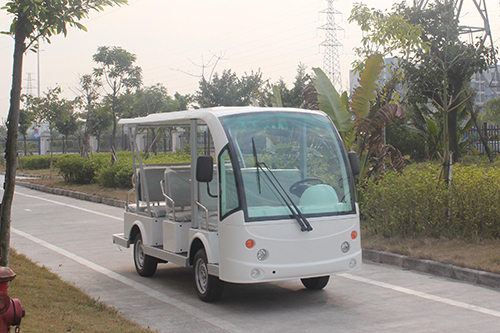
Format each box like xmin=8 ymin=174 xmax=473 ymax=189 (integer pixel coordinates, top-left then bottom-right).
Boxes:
xmin=16 ymin=180 xmax=126 ymax=208
xmin=15 ymin=179 xmax=500 ymax=290
xmin=363 ymin=249 xmax=500 ymax=289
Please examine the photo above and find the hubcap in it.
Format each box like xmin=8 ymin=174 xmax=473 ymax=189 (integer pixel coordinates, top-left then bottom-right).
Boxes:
xmin=135 ymin=239 xmax=145 ymax=269
xmin=195 ymin=258 xmax=208 ymax=294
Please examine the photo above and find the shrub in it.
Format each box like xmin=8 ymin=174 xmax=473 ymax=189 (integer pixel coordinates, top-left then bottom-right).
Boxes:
xmin=115 ymin=165 xmax=134 ymax=189
xmin=361 ymin=163 xmax=500 ymax=239
xmin=56 ymin=155 xmax=103 ymax=184
xmin=20 ymin=155 xmax=55 ymax=170
xmin=96 ymin=160 xmax=133 ymax=189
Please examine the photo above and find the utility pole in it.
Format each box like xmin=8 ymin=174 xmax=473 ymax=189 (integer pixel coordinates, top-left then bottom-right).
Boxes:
xmin=319 ymin=0 xmax=343 ymax=90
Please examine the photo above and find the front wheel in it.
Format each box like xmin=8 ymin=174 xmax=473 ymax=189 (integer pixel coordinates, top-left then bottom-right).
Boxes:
xmin=134 ymin=233 xmax=158 ymax=277
xmin=193 ymin=248 xmax=224 ymax=302
xmin=301 ymin=276 xmax=330 ymax=290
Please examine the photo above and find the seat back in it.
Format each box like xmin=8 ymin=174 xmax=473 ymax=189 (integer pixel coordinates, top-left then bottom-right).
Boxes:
xmin=137 ymin=167 xmax=167 ymax=203
xmin=164 ymin=168 xmax=192 ymax=210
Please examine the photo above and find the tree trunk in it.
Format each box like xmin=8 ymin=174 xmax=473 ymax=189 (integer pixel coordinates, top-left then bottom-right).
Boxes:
xmin=49 ymin=127 xmax=53 ymax=179
xmin=97 ymin=133 xmax=101 ymax=153
xmin=82 ymin=123 xmax=91 ymax=158
xmin=1 ymin=18 xmax=26 ymax=267
xmin=470 ymin=104 xmax=493 ymax=162
xmin=23 ymin=135 xmax=27 ymax=156
xmin=448 ymin=109 xmax=459 ymax=162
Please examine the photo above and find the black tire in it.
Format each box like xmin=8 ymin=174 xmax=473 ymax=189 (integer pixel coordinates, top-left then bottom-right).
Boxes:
xmin=301 ymin=276 xmax=330 ymax=290
xmin=193 ymin=248 xmax=224 ymax=302
xmin=134 ymin=233 xmax=158 ymax=277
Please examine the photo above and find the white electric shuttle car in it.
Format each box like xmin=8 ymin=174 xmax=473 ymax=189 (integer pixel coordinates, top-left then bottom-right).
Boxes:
xmin=112 ymin=107 xmax=361 ymax=302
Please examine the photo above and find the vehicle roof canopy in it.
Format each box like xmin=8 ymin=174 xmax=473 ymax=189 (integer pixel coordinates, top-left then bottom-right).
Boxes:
xmin=118 ymin=106 xmax=326 ymax=128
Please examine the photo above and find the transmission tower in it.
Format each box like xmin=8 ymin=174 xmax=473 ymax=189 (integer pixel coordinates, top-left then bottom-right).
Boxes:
xmin=24 ymin=72 xmax=35 ymax=96
xmin=415 ymin=0 xmax=500 ymax=103
xmin=319 ymin=0 xmax=343 ymax=90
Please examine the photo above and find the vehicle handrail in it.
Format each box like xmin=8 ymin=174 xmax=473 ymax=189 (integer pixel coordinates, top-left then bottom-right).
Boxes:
xmin=195 ymin=201 xmax=210 ymax=230
xmin=126 ymin=187 xmax=135 ymax=212
xmin=160 ymin=179 xmax=177 ymax=221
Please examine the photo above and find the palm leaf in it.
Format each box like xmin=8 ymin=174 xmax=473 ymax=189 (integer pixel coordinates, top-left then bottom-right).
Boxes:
xmin=312 ymin=67 xmax=352 ymax=134
xmin=350 ymin=54 xmax=384 ymax=119
xmin=423 ymin=115 xmax=439 ymax=136
xmin=271 ymin=85 xmax=283 ymax=107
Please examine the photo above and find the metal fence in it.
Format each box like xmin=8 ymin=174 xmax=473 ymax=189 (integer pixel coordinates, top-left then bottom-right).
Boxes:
xmin=464 ymin=123 xmax=500 ymax=155
xmin=3 ymin=129 xmax=206 ymax=156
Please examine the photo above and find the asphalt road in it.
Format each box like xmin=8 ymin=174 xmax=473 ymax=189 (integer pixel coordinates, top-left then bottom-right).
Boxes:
xmin=8 ymin=182 xmax=500 ymax=332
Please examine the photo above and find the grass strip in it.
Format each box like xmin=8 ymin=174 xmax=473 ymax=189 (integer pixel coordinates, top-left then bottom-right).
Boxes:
xmin=9 ymin=250 xmax=155 ymax=333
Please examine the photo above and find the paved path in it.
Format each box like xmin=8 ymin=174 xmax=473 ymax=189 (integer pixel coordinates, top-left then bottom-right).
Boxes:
xmin=9 ymin=182 xmax=500 ymax=332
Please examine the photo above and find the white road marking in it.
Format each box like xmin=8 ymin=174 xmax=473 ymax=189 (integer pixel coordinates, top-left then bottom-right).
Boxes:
xmin=15 ymin=192 xmax=122 ymax=221
xmin=339 ymin=273 xmax=500 ymax=319
xmin=12 ymin=228 xmax=243 ymax=333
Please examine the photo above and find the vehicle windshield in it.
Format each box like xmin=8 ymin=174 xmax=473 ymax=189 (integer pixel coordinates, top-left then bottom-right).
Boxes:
xmin=220 ymin=112 xmax=355 ymax=221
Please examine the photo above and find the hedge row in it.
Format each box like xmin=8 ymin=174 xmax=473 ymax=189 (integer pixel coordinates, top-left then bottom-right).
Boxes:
xmin=20 ymin=152 xmax=190 ymax=189
xmin=361 ymin=163 xmax=500 ymax=239
xmin=56 ymin=152 xmax=189 ymax=189
xmin=20 ymin=155 xmax=57 ymax=170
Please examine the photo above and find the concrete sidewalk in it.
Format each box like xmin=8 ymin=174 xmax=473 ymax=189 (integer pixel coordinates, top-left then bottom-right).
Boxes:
xmin=15 ymin=179 xmax=500 ymax=290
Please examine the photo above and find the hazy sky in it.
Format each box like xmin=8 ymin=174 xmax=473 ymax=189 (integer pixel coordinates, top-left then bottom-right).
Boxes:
xmin=1 ymin=0 xmax=499 ymax=121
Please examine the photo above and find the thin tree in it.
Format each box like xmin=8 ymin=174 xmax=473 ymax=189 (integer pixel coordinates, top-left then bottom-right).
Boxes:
xmin=92 ymin=46 xmax=142 ymax=159
xmin=77 ymin=74 xmax=102 ymax=157
xmin=1 ymin=0 xmax=127 ymax=267
xmin=18 ymin=107 xmax=34 ymax=157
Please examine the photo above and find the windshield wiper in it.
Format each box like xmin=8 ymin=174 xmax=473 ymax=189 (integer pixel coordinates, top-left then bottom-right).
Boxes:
xmin=252 ymin=137 xmax=262 ymax=194
xmin=251 ymin=137 xmax=313 ymax=232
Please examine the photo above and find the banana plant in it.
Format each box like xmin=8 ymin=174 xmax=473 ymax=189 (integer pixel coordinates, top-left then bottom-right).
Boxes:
xmin=311 ymin=54 xmax=406 ymax=180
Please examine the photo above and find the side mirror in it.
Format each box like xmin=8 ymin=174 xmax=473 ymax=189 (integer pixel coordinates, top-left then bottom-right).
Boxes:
xmin=348 ymin=151 xmax=360 ymax=176
xmin=196 ymin=155 xmax=213 ymax=183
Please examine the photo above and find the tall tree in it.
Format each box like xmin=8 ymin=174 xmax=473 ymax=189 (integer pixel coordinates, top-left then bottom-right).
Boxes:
xmin=400 ymin=1 xmax=493 ymax=170
xmin=173 ymin=92 xmax=193 ymax=111
xmin=196 ymin=69 xmax=265 ymax=108
xmin=26 ymin=87 xmax=76 ymax=175
xmin=55 ymin=108 xmax=80 ymax=154
xmin=77 ymin=74 xmax=101 ymax=157
xmin=18 ymin=107 xmax=34 ymax=157
xmin=1 ymin=0 xmax=126 ymax=267
xmin=92 ymin=46 xmax=142 ymax=156
xmin=88 ymin=104 xmax=113 ymax=153
xmin=349 ymin=1 xmax=495 ymax=181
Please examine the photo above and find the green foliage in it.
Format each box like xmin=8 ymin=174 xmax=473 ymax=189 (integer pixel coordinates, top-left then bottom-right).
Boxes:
xmin=311 ymin=57 xmax=406 ymax=180
xmin=348 ymin=2 xmax=428 ymax=71
xmin=2 ymin=0 xmax=127 ymax=50
xmin=196 ymin=69 xmax=265 ymax=108
xmin=386 ymin=120 xmax=427 ymax=162
xmin=47 ymin=151 xmax=189 ymax=188
xmin=56 ymin=155 xmax=106 ymax=184
xmin=92 ymin=45 xmax=142 ymax=150
xmin=483 ymin=98 xmax=500 ymax=126
xmin=20 ymin=155 xmax=55 ymax=170
xmin=96 ymin=160 xmax=132 ymax=188
xmin=311 ymin=67 xmax=352 ymax=143
xmin=362 ymin=163 xmax=500 ymax=239
xmin=18 ymin=108 xmax=34 ymax=137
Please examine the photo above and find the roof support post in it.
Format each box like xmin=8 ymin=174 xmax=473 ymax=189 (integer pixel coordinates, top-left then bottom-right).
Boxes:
xmin=191 ymin=119 xmax=199 ymax=228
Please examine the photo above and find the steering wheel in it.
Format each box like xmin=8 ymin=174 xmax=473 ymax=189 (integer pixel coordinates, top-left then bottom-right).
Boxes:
xmin=289 ymin=178 xmax=325 ymax=197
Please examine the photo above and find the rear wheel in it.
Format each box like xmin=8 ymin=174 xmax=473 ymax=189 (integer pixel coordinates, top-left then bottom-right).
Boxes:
xmin=193 ymin=248 xmax=224 ymax=302
xmin=301 ymin=276 xmax=330 ymax=290
xmin=134 ymin=233 xmax=158 ymax=277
